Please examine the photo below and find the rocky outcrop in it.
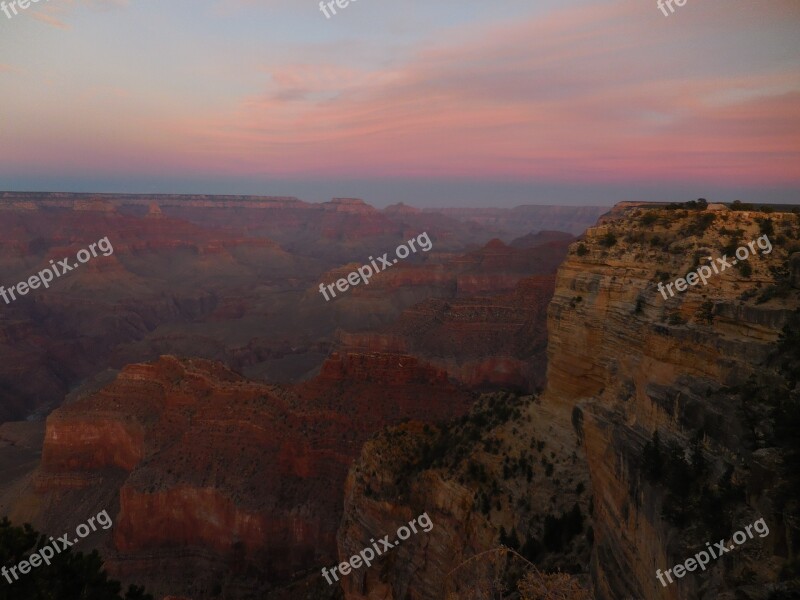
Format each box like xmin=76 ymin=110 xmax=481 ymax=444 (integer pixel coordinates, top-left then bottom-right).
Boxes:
xmin=336 ymin=204 xmax=800 ymax=600
xmin=337 ymin=422 xmax=497 ymax=600
xmin=34 ymin=353 xmax=472 ymax=599
xmin=324 ymin=199 xmax=377 ymax=215
xmin=41 ymin=415 xmax=144 ymax=473
xmin=383 ymin=203 xmax=421 ymax=216
xmin=336 ymin=392 xmax=592 ymax=600
xmin=542 ymin=206 xmax=799 ymax=599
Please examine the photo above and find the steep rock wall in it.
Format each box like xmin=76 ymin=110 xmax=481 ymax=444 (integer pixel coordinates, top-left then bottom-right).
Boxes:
xmin=543 ymin=206 xmax=799 ymax=599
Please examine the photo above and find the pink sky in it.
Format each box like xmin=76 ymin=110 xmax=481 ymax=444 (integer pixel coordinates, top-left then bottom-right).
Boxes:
xmin=0 ymin=0 xmax=798 ymax=205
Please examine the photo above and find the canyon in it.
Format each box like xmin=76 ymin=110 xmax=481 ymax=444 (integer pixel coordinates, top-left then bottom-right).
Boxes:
xmin=1 ymin=197 xmax=797 ymax=600
xmin=335 ymin=203 xmax=800 ymax=599
xmin=0 ymin=193 xmax=591 ymax=599
xmin=0 ymin=194 xmax=598 ymax=423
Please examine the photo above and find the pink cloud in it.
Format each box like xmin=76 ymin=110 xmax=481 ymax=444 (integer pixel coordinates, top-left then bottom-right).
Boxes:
xmin=6 ymin=0 xmax=799 ymax=188
xmin=31 ymin=12 xmax=70 ymax=29
xmin=171 ymin=2 xmax=798 ymax=186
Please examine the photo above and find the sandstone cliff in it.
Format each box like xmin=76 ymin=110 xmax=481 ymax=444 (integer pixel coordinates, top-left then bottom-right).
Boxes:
xmin=336 ymin=203 xmax=800 ymax=600
xmin=549 ymin=205 xmax=799 ymax=600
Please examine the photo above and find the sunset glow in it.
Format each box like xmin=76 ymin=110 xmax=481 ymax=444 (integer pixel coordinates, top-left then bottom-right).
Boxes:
xmin=1 ymin=0 xmax=798 ymax=204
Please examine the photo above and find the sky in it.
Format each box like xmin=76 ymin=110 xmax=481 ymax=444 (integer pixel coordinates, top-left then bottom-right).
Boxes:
xmin=0 ymin=0 xmax=798 ymax=207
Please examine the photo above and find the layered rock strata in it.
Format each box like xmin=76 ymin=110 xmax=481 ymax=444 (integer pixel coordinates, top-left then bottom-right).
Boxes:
xmin=546 ymin=205 xmax=800 ymax=599
xmin=36 ymin=353 xmax=473 ymax=599
xmin=338 ymin=275 xmax=555 ymax=392
xmin=336 ymin=204 xmax=800 ymax=600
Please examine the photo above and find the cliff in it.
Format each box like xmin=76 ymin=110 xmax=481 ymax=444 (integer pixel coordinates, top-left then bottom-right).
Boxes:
xmin=336 ymin=204 xmax=800 ymax=599
xmin=329 ymin=235 xmax=571 ymax=393
xmin=338 ymin=275 xmax=555 ymax=392
xmin=34 ymin=353 xmax=473 ymax=599
xmin=546 ymin=205 xmax=800 ymax=599
xmin=337 ymin=392 xmax=592 ymax=600
xmin=0 ymin=203 xmax=305 ymax=423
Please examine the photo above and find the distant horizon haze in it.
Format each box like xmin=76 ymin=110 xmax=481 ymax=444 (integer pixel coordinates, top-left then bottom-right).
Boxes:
xmin=1 ymin=180 xmax=797 ymax=208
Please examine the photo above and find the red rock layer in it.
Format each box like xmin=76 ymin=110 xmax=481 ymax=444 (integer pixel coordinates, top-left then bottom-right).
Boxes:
xmin=0 ymin=204 xmax=301 ymax=423
xmin=0 ymin=194 xmax=581 ymax=424
xmin=338 ymin=274 xmax=556 ymax=391
xmin=36 ymin=353 xmax=472 ymax=598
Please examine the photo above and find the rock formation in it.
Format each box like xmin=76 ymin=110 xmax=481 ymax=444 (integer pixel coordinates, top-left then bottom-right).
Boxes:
xmin=546 ymin=205 xmax=799 ymax=599
xmin=336 ymin=204 xmax=800 ymax=599
xmin=33 ymin=353 xmax=473 ymax=598
xmin=338 ymin=275 xmax=555 ymax=392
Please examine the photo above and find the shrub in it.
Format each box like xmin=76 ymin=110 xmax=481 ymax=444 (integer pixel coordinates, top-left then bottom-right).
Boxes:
xmin=575 ymin=243 xmax=588 ymax=256
xmin=722 ymin=228 xmax=745 ymax=255
xmin=667 ymin=200 xmax=707 ymax=211
xmin=518 ymin=570 xmax=592 ymax=600
xmin=757 ymin=217 xmax=775 ymax=237
xmin=696 ymin=300 xmax=715 ymax=324
xmin=689 ymin=213 xmax=716 ymax=235
xmin=641 ymin=212 xmax=659 ymax=226
xmin=757 ymin=261 xmax=792 ymax=304
xmin=599 ymin=232 xmax=617 ymax=248
xmin=736 ymin=261 xmax=753 ymax=277
xmin=667 ymin=312 xmax=686 ymax=325
xmin=740 ymin=288 xmax=759 ymax=302
xmin=654 ymin=270 xmax=671 ymax=281
xmin=0 ymin=518 xmax=153 ymax=600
